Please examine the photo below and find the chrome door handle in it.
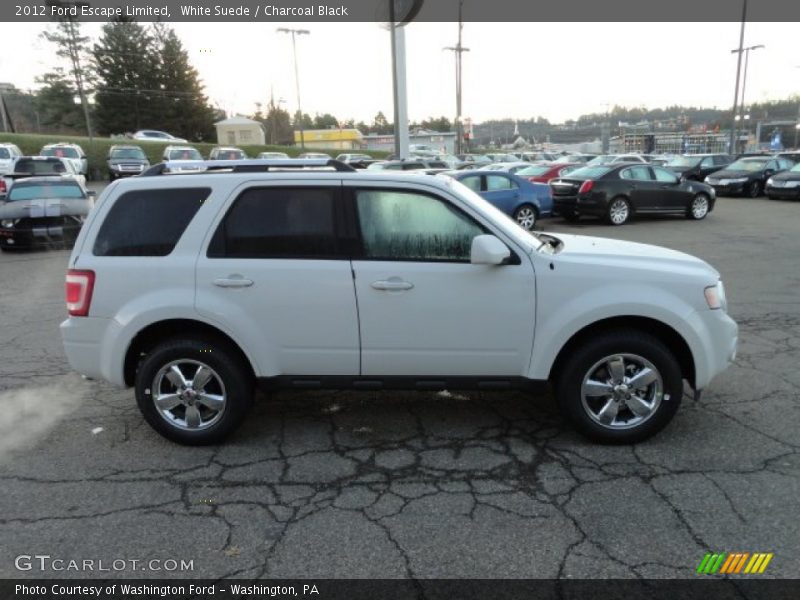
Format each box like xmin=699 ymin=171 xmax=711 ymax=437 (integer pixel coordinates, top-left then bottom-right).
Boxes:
xmin=371 ymin=279 xmax=414 ymax=291
xmin=213 ymin=276 xmax=253 ymax=288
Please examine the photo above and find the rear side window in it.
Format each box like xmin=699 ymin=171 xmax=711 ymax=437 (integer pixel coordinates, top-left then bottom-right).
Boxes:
xmin=207 ymin=187 xmax=339 ymax=259
xmin=93 ymin=188 xmax=209 ymax=256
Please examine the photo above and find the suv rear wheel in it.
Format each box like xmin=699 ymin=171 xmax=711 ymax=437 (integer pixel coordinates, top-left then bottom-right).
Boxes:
xmin=134 ymin=336 xmax=254 ymax=445
xmin=555 ymin=329 xmax=683 ymax=443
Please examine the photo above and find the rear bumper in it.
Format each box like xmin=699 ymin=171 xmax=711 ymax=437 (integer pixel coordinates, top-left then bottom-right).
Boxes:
xmin=0 ymin=223 xmax=81 ymax=248
xmin=60 ymin=317 xmax=127 ymax=386
xmin=553 ymin=195 xmax=606 ymax=216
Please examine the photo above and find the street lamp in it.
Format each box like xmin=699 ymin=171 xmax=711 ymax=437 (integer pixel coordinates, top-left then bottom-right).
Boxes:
xmin=729 ymin=41 xmax=764 ymax=153
xmin=277 ymin=28 xmax=310 ymax=149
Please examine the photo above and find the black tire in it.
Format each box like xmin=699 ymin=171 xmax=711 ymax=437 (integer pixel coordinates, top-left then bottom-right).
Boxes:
xmin=513 ymin=203 xmax=538 ymax=231
xmin=747 ymin=181 xmax=762 ymax=198
xmin=555 ymin=329 xmax=683 ymax=444
xmin=687 ymin=193 xmax=710 ymax=220
xmin=767 ymin=195 xmax=777 ymax=200
xmin=562 ymin=211 xmax=580 ymax=222
xmin=135 ymin=336 xmax=254 ymax=445
xmin=606 ymin=196 xmax=631 ymax=225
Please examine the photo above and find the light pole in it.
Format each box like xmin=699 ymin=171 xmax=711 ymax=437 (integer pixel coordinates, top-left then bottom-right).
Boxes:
xmin=444 ymin=0 xmax=469 ymax=156
xmin=277 ymin=27 xmax=310 ymax=150
xmin=733 ymin=43 xmax=764 ymax=151
xmin=728 ymin=0 xmax=748 ymax=154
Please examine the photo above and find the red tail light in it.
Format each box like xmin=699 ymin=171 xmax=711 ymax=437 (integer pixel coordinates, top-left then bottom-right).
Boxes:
xmin=0 ymin=179 xmax=6 ymax=195
xmin=65 ymin=269 xmax=95 ymax=317
xmin=578 ymin=180 xmax=594 ymax=194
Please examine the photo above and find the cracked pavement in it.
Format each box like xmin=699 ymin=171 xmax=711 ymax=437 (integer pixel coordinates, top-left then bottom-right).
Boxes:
xmin=0 ymin=194 xmax=798 ymax=580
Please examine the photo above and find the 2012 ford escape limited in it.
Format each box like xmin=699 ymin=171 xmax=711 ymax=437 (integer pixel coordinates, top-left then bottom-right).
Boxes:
xmin=60 ymin=159 xmax=738 ymax=445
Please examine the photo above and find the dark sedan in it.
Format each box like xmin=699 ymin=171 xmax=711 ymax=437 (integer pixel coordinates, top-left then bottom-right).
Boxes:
xmin=0 ymin=177 xmax=92 ymax=250
xmin=664 ymin=154 xmax=733 ymax=181
xmin=766 ymin=162 xmax=800 ymax=200
xmin=549 ymin=163 xmax=716 ymax=226
xmin=704 ymin=156 xmax=793 ymax=198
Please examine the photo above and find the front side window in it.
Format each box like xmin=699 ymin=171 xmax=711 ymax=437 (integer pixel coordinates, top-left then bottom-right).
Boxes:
xmin=94 ymin=188 xmax=209 ymax=257
xmin=208 ymin=187 xmax=338 ymax=259
xmin=355 ymin=189 xmax=484 ymax=262
xmin=653 ymin=167 xmax=678 ymax=183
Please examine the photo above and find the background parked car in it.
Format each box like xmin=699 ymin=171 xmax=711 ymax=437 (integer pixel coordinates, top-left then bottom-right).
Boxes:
xmin=209 ymin=147 xmax=247 ymax=160
xmin=132 ymin=129 xmax=187 ymax=143
xmin=162 ymin=145 xmax=205 ymax=172
xmin=479 ymin=161 xmax=537 ymax=174
xmin=766 ymin=162 xmax=800 ymax=200
xmin=256 ymin=152 xmax=290 ymax=160
xmin=664 ymin=154 xmax=733 ymax=181
xmin=485 ymin=153 xmax=519 ymax=163
xmin=704 ymin=156 xmax=793 ymax=198
xmin=456 ymin=154 xmax=492 ymax=168
xmin=0 ymin=177 xmax=92 ymax=251
xmin=367 ymin=159 xmax=450 ymax=173
xmin=553 ymin=154 xmax=597 ymax=164
xmin=586 ymin=154 xmax=648 ymax=166
xmin=297 ymin=152 xmax=332 ymax=160
xmin=447 ymin=170 xmax=553 ymax=231
xmin=515 ymin=151 xmax=557 ymax=162
xmin=516 ymin=162 xmax=581 ymax=183
xmin=40 ymin=143 xmax=88 ymax=175
xmin=3 ymin=156 xmax=86 ymax=192
xmin=0 ymin=143 xmax=23 ymax=175
xmin=106 ymin=145 xmax=150 ymax=181
xmin=550 ymin=163 xmax=716 ymax=225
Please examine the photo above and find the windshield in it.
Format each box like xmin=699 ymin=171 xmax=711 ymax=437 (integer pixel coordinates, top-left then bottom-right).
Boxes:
xmin=790 ymin=163 xmax=800 ymax=173
xmin=566 ymin=166 xmax=613 ymax=179
xmin=727 ymin=159 xmax=768 ymax=172
xmin=7 ymin=181 xmax=84 ymax=201
xmin=216 ymin=150 xmax=245 ymax=160
xmin=42 ymin=146 xmax=79 ymax=159
xmin=168 ymin=148 xmax=202 ymax=161
xmin=111 ymin=148 xmax=146 ymax=160
xmin=516 ymin=165 xmax=552 ymax=176
xmin=666 ymin=156 xmax=702 ymax=168
xmin=13 ymin=159 xmax=67 ymax=175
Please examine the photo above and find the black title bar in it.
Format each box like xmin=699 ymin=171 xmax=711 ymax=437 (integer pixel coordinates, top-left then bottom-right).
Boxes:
xmin=3 ymin=0 xmax=800 ymax=22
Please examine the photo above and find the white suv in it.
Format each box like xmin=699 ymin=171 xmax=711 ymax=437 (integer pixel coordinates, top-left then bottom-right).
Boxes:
xmin=60 ymin=160 xmax=738 ymax=445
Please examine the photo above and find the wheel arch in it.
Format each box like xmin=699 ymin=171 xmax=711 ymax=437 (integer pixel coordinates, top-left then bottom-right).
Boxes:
xmin=124 ymin=318 xmax=256 ymax=387
xmin=548 ymin=316 xmax=695 ymax=388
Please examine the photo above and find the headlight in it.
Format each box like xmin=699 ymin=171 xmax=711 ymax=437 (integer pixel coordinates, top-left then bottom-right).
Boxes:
xmin=766 ymin=178 xmax=774 ymax=186
xmin=1 ymin=219 xmax=15 ymax=228
xmin=704 ymin=280 xmax=727 ymax=311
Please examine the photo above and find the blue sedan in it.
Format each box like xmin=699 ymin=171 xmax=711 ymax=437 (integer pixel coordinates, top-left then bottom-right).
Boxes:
xmin=447 ymin=170 xmax=553 ymax=231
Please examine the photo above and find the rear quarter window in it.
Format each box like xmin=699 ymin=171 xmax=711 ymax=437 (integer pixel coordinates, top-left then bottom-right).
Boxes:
xmin=93 ymin=188 xmax=210 ymax=256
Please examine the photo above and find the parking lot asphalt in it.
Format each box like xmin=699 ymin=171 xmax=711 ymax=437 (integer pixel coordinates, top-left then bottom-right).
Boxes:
xmin=0 ymin=192 xmax=798 ymax=580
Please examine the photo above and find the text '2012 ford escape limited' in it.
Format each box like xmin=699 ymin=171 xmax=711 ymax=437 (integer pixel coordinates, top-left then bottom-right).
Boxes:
xmin=60 ymin=159 xmax=738 ymax=445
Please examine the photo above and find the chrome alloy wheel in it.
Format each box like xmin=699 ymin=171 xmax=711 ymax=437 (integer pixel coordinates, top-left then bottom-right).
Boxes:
xmin=691 ymin=195 xmax=709 ymax=219
xmin=514 ymin=206 xmax=537 ymax=231
xmin=580 ymin=354 xmax=664 ymax=430
xmin=151 ymin=360 xmax=227 ymax=430
xmin=608 ymin=198 xmax=629 ymax=224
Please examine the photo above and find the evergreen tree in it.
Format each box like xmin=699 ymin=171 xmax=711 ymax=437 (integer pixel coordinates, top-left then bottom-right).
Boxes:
xmin=34 ymin=70 xmax=85 ymax=133
xmin=92 ymin=18 xmax=158 ymax=134
xmin=151 ymin=23 xmax=216 ymax=141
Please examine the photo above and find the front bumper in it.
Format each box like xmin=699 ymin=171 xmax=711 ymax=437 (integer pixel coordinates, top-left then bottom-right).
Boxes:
xmin=708 ymin=182 xmax=748 ymax=196
xmin=766 ymin=185 xmax=800 ymax=200
xmin=0 ymin=221 xmax=81 ymax=248
xmin=684 ymin=308 xmax=738 ymax=390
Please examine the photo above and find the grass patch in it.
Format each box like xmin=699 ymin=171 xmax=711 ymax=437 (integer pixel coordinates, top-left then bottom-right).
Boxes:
xmin=0 ymin=132 xmax=387 ymax=180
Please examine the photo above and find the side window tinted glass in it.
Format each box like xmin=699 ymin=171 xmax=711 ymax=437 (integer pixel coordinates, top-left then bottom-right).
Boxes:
xmin=94 ymin=188 xmax=209 ymax=256
xmin=355 ymin=189 xmax=484 ymax=262
xmin=208 ymin=187 xmax=338 ymax=258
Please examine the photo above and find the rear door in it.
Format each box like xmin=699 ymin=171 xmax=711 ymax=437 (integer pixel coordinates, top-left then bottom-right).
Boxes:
xmin=195 ymin=182 xmax=360 ymax=376
xmin=482 ymin=173 xmax=521 ymax=214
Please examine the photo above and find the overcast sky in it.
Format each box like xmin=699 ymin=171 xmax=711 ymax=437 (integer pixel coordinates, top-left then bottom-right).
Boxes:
xmin=2 ymin=21 xmax=798 ymax=124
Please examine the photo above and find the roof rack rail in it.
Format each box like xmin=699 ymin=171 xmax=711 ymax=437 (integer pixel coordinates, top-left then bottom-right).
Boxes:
xmin=140 ymin=158 xmax=356 ymax=176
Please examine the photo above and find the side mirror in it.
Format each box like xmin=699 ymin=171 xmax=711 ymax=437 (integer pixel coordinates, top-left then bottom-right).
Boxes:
xmin=470 ymin=235 xmax=511 ymax=265
xmin=86 ymin=190 xmax=97 ymax=198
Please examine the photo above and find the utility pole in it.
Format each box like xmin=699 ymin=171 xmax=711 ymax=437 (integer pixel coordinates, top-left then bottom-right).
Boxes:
xmin=728 ymin=0 xmax=748 ymax=154
xmin=444 ymin=0 xmax=469 ymax=156
xmin=277 ymin=27 xmax=309 ymax=149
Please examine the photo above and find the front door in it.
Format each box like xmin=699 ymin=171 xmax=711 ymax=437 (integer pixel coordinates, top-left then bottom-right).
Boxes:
xmin=347 ymin=184 xmax=536 ymax=377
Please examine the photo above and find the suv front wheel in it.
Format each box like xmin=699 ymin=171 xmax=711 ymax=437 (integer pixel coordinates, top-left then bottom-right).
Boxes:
xmin=555 ymin=329 xmax=683 ymax=443
xmin=135 ymin=336 xmax=254 ymax=445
